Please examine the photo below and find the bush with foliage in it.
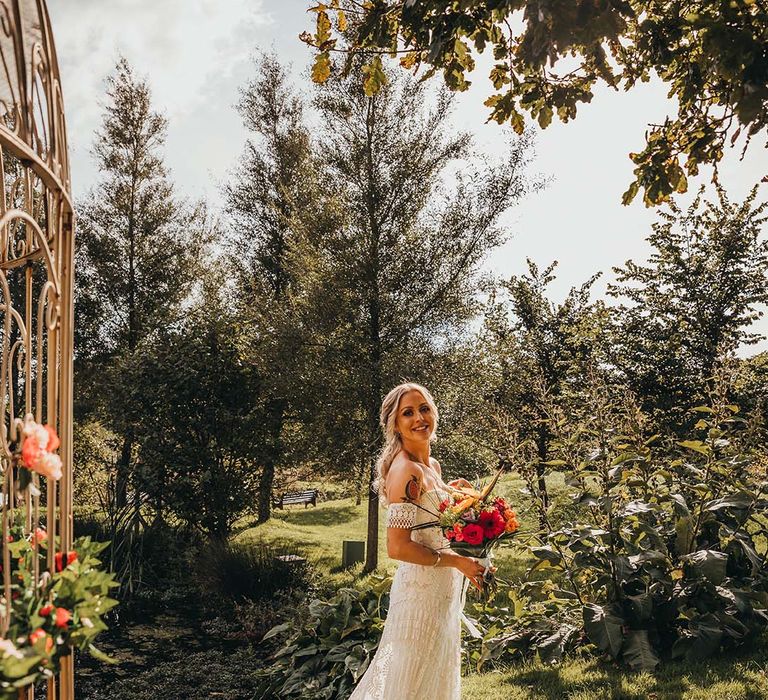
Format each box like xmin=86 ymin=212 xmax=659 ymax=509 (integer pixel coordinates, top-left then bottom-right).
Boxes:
xmin=254 ymin=576 xmax=391 ymax=700
xmin=481 ymin=367 xmax=768 ymax=670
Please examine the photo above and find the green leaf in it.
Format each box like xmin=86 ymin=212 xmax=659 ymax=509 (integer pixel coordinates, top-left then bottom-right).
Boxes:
xmin=682 ymin=550 xmax=728 ymax=584
xmin=622 ymin=180 xmax=640 ymax=205
xmin=626 ymin=593 xmax=653 ymax=624
xmin=678 ymin=440 xmax=711 ymax=456
xmin=530 ymin=546 xmax=562 ymax=564
xmin=622 ymin=629 xmax=660 ymax=670
xmin=583 ymin=604 xmax=623 ymax=658
xmin=705 ymin=491 xmax=754 ymax=511
xmin=536 ymin=624 xmax=576 ymax=664
xmin=675 ymin=516 xmax=694 ymax=555
xmin=88 ymin=643 xmax=117 ymax=664
xmin=619 ymin=500 xmax=655 ymax=517
xmin=685 ymin=614 xmax=723 ymax=661
xmin=362 ymin=56 xmax=388 ymax=96
xmin=262 ymin=621 xmax=293 ymax=641
xmin=312 ymin=53 xmax=332 ymax=84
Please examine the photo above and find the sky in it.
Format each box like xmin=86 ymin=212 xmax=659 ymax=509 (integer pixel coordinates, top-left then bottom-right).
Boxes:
xmin=49 ymin=0 xmax=768 ymax=355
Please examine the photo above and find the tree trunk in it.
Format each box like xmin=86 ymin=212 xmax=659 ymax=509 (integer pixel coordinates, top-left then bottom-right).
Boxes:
xmin=257 ymin=398 xmax=285 ymax=524
xmin=355 ymin=463 xmax=364 ymax=506
xmin=536 ymin=425 xmax=550 ymax=528
xmin=115 ymin=428 xmax=133 ymax=509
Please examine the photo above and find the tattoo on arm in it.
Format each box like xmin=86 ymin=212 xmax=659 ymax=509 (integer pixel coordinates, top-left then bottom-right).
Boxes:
xmin=404 ymin=475 xmax=421 ymax=502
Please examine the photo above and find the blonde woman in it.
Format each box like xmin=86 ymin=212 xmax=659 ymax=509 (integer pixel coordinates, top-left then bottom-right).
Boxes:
xmin=349 ymin=383 xmax=486 ymax=700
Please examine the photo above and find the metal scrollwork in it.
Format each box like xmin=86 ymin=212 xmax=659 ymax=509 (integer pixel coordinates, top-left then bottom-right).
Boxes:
xmin=0 ymin=1 xmax=74 ymax=699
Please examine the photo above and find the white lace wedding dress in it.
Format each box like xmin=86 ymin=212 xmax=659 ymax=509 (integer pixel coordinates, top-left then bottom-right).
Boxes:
xmin=349 ymin=488 xmax=463 ymax=700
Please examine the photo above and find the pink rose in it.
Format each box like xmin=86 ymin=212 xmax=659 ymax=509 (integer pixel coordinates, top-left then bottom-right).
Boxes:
xmin=452 ymin=524 xmax=464 ymax=542
xmin=34 ymin=453 xmax=62 ymax=481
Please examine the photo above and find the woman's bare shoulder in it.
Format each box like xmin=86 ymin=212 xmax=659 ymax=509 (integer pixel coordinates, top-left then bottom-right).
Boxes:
xmin=429 ymin=457 xmax=442 ymax=475
xmin=387 ymin=456 xmax=424 ymax=503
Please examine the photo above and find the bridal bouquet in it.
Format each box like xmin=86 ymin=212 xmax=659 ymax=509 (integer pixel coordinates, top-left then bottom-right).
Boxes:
xmin=437 ymin=470 xmax=518 ymax=600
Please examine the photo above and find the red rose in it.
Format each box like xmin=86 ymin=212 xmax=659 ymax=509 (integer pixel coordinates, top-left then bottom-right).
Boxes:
xmin=39 ymin=604 xmax=53 ymax=617
xmin=54 ymin=607 xmax=71 ymax=628
xmin=54 ymin=551 xmax=77 ymax=572
xmin=462 ymin=523 xmax=485 ymax=545
xmin=44 ymin=425 xmax=60 ymax=452
xmin=438 ymin=499 xmax=450 ymax=513
xmin=479 ymin=510 xmax=505 ymax=538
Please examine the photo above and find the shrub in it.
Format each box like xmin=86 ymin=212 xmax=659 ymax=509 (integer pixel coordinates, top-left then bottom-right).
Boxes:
xmin=482 ymin=368 xmax=768 ymax=670
xmin=253 ymin=576 xmax=391 ymax=700
xmin=195 ymin=540 xmax=315 ymax=603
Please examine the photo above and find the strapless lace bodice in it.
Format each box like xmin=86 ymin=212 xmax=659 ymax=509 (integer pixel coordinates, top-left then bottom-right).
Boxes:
xmin=349 ymin=488 xmax=463 ymax=700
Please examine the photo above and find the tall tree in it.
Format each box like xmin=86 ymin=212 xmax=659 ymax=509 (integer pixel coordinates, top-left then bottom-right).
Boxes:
xmin=135 ymin=265 xmax=262 ymax=539
xmin=608 ymin=185 xmax=768 ymax=430
xmin=224 ymin=53 xmax=328 ymax=523
xmin=75 ymin=58 xmax=205 ymax=506
xmin=297 ymin=64 xmax=534 ymax=571
xmin=305 ymin=1 xmax=768 ymax=206
xmin=473 ymin=261 xmax=606 ymax=515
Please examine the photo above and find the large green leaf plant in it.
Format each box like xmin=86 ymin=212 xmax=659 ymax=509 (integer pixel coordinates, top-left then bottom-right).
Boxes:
xmin=254 ymin=577 xmax=391 ymax=700
xmin=483 ymin=364 xmax=768 ymax=670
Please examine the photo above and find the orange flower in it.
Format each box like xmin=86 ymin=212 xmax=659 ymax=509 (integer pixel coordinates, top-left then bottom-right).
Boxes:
xmin=44 ymin=425 xmax=60 ymax=452
xmin=21 ymin=437 xmax=41 ymax=469
xmin=505 ymin=514 xmax=519 ymax=533
xmin=39 ymin=604 xmax=53 ymax=617
xmin=32 ymin=527 xmax=47 ymax=545
xmin=54 ymin=551 xmax=77 ymax=572
xmin=54 ymin=607 xmax=71 ymax=628
xmin=451 ymin=496 xmax=478 ymax=514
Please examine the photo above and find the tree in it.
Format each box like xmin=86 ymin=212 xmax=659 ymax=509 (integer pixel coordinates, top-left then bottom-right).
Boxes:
xmin=608 ymin=185 xmax=768 ymax=430
xmin=75 ymin=58 xmax=206 ymax=507
xmin=295 ymin=64 xmax=534 ymax=571
xmin=304 ymin=1 xmax=768 ymax=206
xmin=471 ymin=261 xmax=606 ymax=516
xmin=224 ymin=53 xmax=325 ymax=523
xmin=135 ymin=267 xmax=262 ymax=539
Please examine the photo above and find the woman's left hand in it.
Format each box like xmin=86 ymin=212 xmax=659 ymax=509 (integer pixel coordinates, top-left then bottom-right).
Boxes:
xmin=449 ymin=478 xmax=473 ymax=490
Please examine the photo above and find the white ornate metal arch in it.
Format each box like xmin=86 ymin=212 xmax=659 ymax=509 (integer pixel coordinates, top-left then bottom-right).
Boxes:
xmin=0 ymin=1 xmax=74 ymax=698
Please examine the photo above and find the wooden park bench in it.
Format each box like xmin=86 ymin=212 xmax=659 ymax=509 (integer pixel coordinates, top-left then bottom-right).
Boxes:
xmin=273 ymin=489 xmax=319 ymax=509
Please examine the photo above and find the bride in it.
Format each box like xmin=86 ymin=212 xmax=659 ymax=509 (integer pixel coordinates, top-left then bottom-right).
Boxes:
xmin=350 ymin=383 xmax=487 ymax=700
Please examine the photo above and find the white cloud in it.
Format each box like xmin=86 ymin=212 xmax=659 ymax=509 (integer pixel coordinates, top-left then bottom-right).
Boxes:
xmin=46 ymin=2 xmax=768 ymax=352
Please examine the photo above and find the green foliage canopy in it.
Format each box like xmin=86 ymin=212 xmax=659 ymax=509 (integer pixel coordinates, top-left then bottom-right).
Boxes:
xmin=304 ymin=0 xmax=768 ymax=206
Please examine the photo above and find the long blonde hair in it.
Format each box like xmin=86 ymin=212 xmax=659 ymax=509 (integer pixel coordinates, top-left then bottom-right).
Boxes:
xmin=375 ymin=382 xmax=439 ymax=505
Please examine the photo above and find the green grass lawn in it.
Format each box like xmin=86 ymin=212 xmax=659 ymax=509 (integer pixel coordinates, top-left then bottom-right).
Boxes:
xmin=237 ymin=478 xmax=768 ymax=699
